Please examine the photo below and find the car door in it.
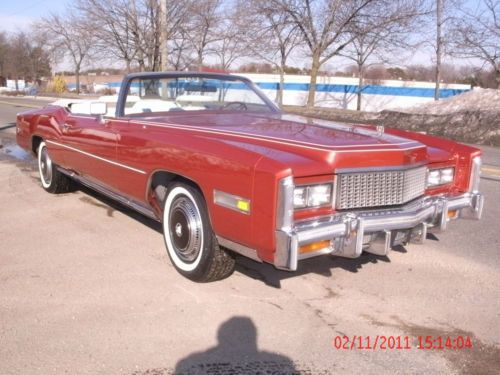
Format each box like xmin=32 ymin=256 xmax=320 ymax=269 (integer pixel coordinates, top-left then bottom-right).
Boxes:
xmin=105 ymin=118 xmax=151 ymax=203
xmin=60 ymin=112 xmax=119 ymax=189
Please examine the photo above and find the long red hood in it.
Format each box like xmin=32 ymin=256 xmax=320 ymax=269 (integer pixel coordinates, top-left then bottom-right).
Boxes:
xmin=141 ymin=112 xmax=422 ymax=151
xmin=135 ymin=112 xmax=437 ymax=176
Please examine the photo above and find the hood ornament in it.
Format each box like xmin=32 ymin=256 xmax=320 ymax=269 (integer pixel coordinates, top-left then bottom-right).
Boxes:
xmin=376 ymin=125 xmax=385 ymax=136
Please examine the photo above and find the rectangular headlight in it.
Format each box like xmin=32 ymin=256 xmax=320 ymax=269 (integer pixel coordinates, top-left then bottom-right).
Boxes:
xmin=427 ymin=167 xmax=455 ymax=187
xmin=293 ymin=187 xmax=307 ymax=208
xmin=294 ymin=183 xmax=333 ymax=209
xmin=307 ymin=184 xmax=332 ymax=206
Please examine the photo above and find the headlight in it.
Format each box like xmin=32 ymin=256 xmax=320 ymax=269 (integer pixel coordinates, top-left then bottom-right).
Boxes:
xmin=427 ymin=167 xmax=454 ymax=187
xmin=294 ymin=183 xmax=333 ymax=209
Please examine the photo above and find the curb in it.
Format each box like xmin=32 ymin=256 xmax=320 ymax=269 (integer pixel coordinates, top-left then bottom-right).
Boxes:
xmin=482 ymin=165 xmax=500 ymax=178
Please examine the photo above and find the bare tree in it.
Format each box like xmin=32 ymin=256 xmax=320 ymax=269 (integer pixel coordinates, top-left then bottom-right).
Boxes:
xmin=450 ymin=0 xmax=500 ymax=88
xmin=340 ymin=0 xmax=424 ymax=110
xmin=244 ymin=0 xmax=302 ymax=106
xmin=77 ymin=0 xmax=189 ymax=72
xmin=211 ymin=26 xmax=246 ymax=71
xmin=1 ymin=32 xmax=51 ymax=90
xmin=270 ymin=0 xmax=375 ymax=107
xmin=184 ymin=0 xmax=222 ymax=70
xmin=209 ymin=4 xmax=253 ymax=72
xmin=435 ymin=0 xmax=444 ymax=99
xmin=39 ymin=9 xmax=96 ymax=93
xmin=0 ymin=32 xmax=9 ymax=81
xmin=417 ymin=0 xmax=462 ymax=100
xmin=77 ymin=0 xmax=140 ymax=72
xmin=168 ymin=29 xmax=196 ymax=70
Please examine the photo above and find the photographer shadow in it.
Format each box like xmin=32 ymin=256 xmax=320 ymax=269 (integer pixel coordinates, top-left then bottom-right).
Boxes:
xmin=174 ymin=316 xmax=299 ymax=375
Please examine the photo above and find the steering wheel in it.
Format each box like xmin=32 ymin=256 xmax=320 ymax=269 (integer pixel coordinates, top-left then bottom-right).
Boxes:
xmin=221 ymin=101 xmax=248 ymax=111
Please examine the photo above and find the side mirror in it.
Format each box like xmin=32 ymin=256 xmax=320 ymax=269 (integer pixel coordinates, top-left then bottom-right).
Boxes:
xmin=90 ymin=102 xmax=108 ymax=124
xmin=90 ymin=102 xmax=107 ymax=116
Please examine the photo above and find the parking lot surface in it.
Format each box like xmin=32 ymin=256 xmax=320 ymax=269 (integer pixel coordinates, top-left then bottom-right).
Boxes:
xmin=0 ymin=98 xmax=499 ymax=374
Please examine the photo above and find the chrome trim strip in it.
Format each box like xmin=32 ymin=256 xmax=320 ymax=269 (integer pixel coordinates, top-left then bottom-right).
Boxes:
xmin=46 ymin=140 xmax=147 ymax=175
xmin=335 ymin=162 xmax=427 ymax=174
xmin=274 ymin=176 xmax=297 ymax=271
xmin=276 ymin=176 xmax=294 ymax=231
xmin=469 ymin=156 xmax=482 ymax=193
xmin=57 ymin=166 xmax=157 ymax=220
xmin=216 ymin=236 xmax=262 ymax=263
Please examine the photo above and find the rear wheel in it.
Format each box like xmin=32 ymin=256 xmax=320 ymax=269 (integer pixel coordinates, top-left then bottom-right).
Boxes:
xmin=162 ymin=182 xmax=235 ymax=282
xmin=37 ymin=141 xmax=72 ymax=194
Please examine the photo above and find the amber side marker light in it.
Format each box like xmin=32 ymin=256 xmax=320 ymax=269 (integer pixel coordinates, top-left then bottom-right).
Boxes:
xmin=299 ymin=240 xmax=332 ymax=254
xmin=448 ymin=210 xmax=458 ymax=219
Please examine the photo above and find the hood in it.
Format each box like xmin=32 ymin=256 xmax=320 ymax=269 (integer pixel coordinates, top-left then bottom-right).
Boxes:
xmin=138 ymin=112 xmax=434 ymax=176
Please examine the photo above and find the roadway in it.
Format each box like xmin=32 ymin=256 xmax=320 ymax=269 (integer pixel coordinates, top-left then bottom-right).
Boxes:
xmin=0 ymin=97 xmax=499 ymax=374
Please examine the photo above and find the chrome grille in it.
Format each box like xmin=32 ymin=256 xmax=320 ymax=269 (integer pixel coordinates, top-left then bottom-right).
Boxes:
xmin=336 ymin=166 xmax=427 ymax=210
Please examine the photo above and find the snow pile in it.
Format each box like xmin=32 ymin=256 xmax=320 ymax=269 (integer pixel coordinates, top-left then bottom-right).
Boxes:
xmin=378 ymin=88 xmax=500 ymax=146
xmin=405 ymin=88 xmax=500 ymax=115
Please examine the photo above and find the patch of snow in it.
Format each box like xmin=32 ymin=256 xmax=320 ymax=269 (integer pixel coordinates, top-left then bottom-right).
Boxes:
xmin=403 ymin=88 xmax=500 ymax=115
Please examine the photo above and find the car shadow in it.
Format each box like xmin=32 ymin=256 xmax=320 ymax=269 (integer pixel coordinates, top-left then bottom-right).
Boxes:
xmin=73 ymin=182 xmax=163 ymax=234
xmin=234 ymin=250 xmax=393 ymax=289
xmin=71 ymin=181 xmax=411 ymax=289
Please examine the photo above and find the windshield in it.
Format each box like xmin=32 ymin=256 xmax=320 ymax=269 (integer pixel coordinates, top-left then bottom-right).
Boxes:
xmin=123 ymin=75 xmax=277 ymax=116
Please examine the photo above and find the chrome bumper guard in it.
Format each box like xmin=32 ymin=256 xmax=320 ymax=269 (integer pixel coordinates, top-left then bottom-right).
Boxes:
xmin=274 ymin=192 xmax=484 ymax=271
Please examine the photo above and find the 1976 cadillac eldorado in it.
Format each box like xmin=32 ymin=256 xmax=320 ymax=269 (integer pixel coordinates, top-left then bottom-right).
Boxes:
xmin=16 ymin=72 xmax=484 ymax=282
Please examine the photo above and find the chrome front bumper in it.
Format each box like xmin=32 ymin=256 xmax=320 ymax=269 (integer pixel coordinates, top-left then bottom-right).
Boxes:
xmin=274 ymin=192 xmax=484 ymax=271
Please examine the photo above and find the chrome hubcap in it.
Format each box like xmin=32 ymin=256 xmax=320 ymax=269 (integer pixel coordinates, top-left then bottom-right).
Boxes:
xmin=169 ymin=196 xmax=202 ymax=263
xmin=175 ymin=223 xmax=183 ymax=237
xmin=40 ymin=147 xmax=52 ymax=185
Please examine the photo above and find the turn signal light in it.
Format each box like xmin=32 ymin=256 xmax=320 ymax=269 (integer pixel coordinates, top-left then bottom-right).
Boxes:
xmin=299 ymin=240 xmax=331 ymax=254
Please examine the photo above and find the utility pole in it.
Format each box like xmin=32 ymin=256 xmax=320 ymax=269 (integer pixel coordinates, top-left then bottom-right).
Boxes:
xmin=160 ymin=0 xmax=168 ymax=71
xmin=434 ymin=0 xmax=443 ymax=101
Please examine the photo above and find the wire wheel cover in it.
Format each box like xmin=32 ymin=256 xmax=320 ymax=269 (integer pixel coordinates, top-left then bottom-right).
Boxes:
xmin=168 ymin=195 xmax=203 ymax=263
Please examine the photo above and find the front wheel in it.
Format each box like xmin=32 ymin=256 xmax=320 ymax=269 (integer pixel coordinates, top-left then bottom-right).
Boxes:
xmin=37 ymin=141 xmax=72 ymax=194
xmin=162 ymin=182 xmax=235 ymax=282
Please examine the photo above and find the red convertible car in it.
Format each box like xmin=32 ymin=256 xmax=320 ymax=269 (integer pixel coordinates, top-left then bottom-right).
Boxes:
xmin=16 ymin=72 xmax=484 ymax=282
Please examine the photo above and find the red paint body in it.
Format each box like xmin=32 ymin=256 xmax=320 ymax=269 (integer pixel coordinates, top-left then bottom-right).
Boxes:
xmin=16 ymin=94 xmax=481 ymax=264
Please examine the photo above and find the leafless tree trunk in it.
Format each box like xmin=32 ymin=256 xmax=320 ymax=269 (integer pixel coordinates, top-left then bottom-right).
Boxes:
xmin=357 ymin=66 xmax=364 ymax=110
xmin=435 ymin=0 xmax=443 ymax=100
xmin=160 ymin=0 xmax=168 ymax=71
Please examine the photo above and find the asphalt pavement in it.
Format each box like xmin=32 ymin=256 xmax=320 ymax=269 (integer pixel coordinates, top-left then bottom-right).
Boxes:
xmin=0 ymin=97 xmax=499 ymax=374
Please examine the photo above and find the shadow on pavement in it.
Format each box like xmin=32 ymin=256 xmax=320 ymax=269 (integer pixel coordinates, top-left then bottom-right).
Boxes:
xmin=174 ymin=317 xmax=300 ymax=374
xmin=234 ymin=251 xmax=393 ymax=288
xmin=131 ymin=317 xmax=332 ymax=374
